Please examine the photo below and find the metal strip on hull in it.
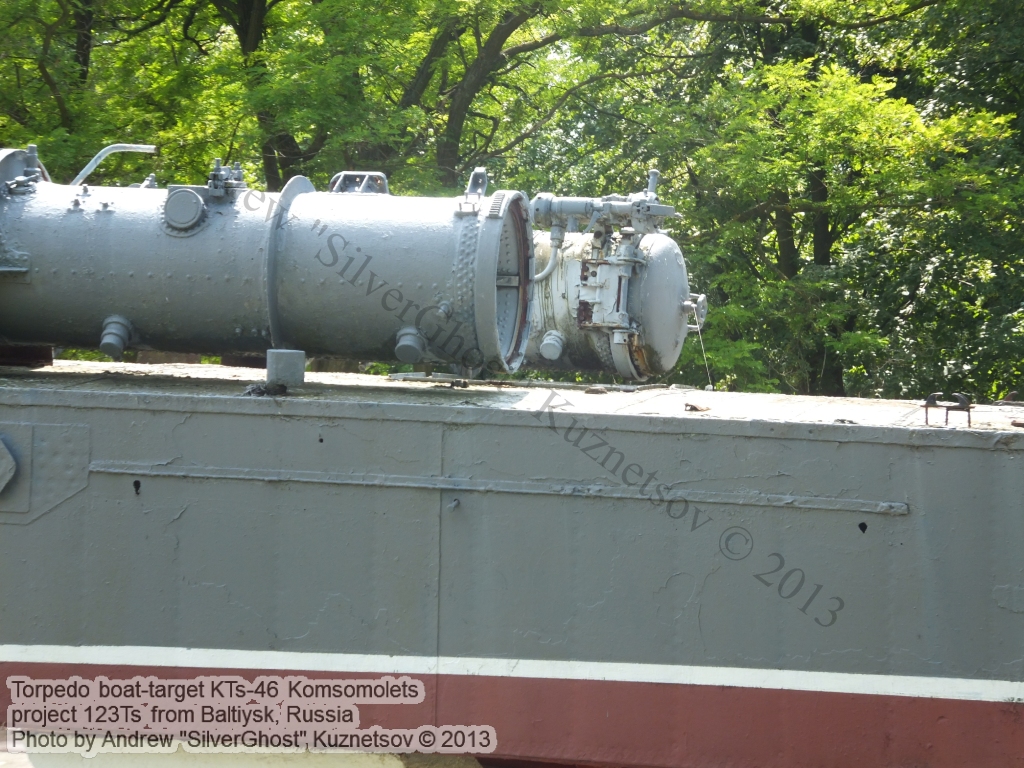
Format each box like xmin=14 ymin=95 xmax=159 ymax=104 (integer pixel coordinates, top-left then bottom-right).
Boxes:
xmin=88 ymin=461 xmax=910 ymax=515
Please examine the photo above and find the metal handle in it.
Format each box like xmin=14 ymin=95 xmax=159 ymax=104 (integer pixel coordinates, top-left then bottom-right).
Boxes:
xmin=71 ymin=144 xmax=157 ymax=186
xmin=683 ymin=293 xmax=708 ymax=331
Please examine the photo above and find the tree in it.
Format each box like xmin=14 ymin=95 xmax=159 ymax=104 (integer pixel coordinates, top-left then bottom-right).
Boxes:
xmin=499 ymin=2 xmax=1024 ymax=398
xmin=2 ymin=0 xmax=1021 ymax=400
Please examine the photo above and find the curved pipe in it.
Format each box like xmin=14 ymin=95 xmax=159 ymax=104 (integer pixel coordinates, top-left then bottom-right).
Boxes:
xmin=534 ymin=246 xmax=559 ymax=283
xmin=71 ymin=144 xmax=157 ymax=186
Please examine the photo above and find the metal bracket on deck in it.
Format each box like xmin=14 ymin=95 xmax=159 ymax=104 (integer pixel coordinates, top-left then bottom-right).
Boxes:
xmin=922 ymin=392 xmax=972 ymax=427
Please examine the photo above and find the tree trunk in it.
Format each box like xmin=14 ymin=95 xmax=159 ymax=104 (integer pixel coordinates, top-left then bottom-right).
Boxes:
xmin=809 ymin=343 xmax=846 ymax=396
xmin=260 ymin=140 xmax=282 ymax=191
xmin=809 ymin=167 xmax=831 ymax=265
xmin=435 ymin=11 xmax=532 ymax=187
xmin=436 ymin=88 xmax=477 ymax=186
xmin=774 ymin=192 xmax=799 ymax=278
xmin=73 ymin=0 xmax=95 ymax=83
xmin=211 ymin=0 xmax=269 ymax=55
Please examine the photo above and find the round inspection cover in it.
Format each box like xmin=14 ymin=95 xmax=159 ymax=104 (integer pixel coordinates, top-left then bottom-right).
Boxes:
xmin=631 ymin=233 xmax=691 ymax=376
xmin=164 ymin=188 xmax=205 ymax=230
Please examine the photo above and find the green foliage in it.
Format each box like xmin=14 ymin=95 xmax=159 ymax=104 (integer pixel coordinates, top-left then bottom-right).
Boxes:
xmin=654 ymin=57 xmax=1022 ymax=397
xmin=501 ymin=2 xmax=1024 ymax=399
xmin=2 ymin=0 xmax=1022 ymax=400
xmin=361 ymin=362 xmax=415 ymax=376
xmin=54 ymin=348 xmax=113 ymax=362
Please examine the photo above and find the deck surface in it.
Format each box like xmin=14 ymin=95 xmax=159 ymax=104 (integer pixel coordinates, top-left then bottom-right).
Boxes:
xmin=2 ymin=360 xmax=1022 ymax=434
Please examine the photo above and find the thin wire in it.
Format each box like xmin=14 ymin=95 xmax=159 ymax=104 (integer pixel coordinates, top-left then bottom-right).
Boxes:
xmin=695 ymin=319 xmax=713 ymax=390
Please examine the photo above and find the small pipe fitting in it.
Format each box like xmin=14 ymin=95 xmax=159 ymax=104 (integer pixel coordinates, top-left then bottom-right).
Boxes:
xmin=395 ymin=327 xmax=427 ymax=364
xmin=99 ymin=315 xmax=133 ymax=361
xmin=647 ymin=169 xmax=660 ymax=197
xmin=539 ymin=330 xmax=565 ymax=360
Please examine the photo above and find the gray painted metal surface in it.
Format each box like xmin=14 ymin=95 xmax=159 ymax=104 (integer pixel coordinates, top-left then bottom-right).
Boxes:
xmin=525 ymin=173 xmax=703 ymax=379
xmin=0 ymin=150 xmax=533 ymax=373
xmin=525 ymin=232 xmax=695 ymax=378
xmin=0 ymin=361 xmax=1021 ymax=682
xmin=2 ymin=146 xmax=705 ymax=381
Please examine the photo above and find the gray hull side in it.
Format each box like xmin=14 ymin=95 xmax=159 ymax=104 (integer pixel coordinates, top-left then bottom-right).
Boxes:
xmin=1 ymin=377 xmax=1022 ymax=683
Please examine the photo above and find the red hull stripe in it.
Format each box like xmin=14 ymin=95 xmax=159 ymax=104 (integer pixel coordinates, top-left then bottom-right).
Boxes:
xmin=3 ymin=647 xmax=1023 ymax=767
xmin=1 ymin=644 xmax=1021 ymax=702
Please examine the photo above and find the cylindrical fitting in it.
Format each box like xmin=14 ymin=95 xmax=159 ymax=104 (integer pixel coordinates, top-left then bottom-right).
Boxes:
xmin=539 ymin=330 xmax=565 ymax=360
xmin=99 ymin=315 xmax=132 ymax=361
xmin=395 ymin=327 xmax=427 ymax=363
xmin=0 ymin=151 xmax=535 ymax=374
xmin=549 ymin=222 xmax=567 ymax=252
xmin=647 ymin=169 xmax=660 ymax=196
xmin=531 ymin=193 xmax=597 ymax=229
xmin=525 ymin=232 xmax=692 ymax=379
xmin=164 ymin=188 xmax=205 ymax=230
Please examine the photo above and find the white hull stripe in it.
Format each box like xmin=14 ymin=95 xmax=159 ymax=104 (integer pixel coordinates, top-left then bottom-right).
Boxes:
xmin=1 ymin=644 xmax=1021 ymax=704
